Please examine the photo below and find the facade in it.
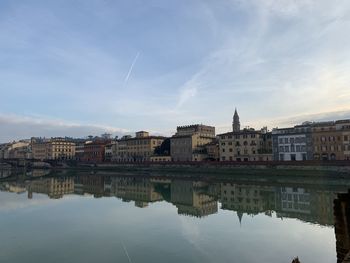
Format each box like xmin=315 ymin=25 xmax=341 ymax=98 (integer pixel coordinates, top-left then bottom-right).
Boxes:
xmin=218 ymin=128 xmax=273 ymax=162
xmin=83 ymin=140 xmax=110 ymax=163
xmin=47 ymin=138 xmax=76 ymax=160
xmin=31 ymin=137 xmax=76 ymax=160
xmin=272 ymin=124 xmax=313 ymax=161
xmin=205 ymin=140 xmax=220 ymax=161
xmin=114 ymin=132 xmax=165 ymax=162
xmin=3 ymin=141 xmax=31 ymax=159
xmin=31 ymin=138 xmax=49 ymax=160
xmin=170 ymin=124 xmax=215 ymax=162
xmin=312 ymin=121 xmax=345 ymax=160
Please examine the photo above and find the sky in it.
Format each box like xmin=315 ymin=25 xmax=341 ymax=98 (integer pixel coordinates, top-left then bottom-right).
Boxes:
xmin=1 ymin=0 xmax=350 ymax=142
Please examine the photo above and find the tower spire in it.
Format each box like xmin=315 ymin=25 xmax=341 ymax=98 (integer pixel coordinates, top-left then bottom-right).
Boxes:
xmin=233 ymin=107 xmax=240 ymax=132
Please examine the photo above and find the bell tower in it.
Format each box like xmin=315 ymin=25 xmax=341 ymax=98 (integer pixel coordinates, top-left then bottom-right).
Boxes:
xmin=232 ymin=108 xmax=240 ymax=132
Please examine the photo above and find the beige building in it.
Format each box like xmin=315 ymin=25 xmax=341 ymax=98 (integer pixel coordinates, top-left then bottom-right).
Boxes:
xmin=218 ymin=128 xmax=273 ymax=162
xmin=170 ymin=124 xmax=215 ymax=162
xmin=31 ymin=137 xmax=76 ymax=160
xmin=312 ymin=120 xmax=350 ymax=160
xmin=47 ymin=138 xmax=76 ymax=160
xmin=114 ymin=132 xmax=165 ymax=162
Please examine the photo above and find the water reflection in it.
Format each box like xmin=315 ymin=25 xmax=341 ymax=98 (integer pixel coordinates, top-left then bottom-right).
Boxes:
xmin=2 ymin=171 xmax=350 ymax=262
xmin=0 ymin=171 xmax=345 ymax=225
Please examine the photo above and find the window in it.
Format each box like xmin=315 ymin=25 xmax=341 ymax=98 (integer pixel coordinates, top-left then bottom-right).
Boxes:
xmin=291 ymin=145 xmax=295 ymax=152
xmin=284 ymin=138 xmax=289 ymax=144
xmin=279 ymin=138 xmax=283 ymax=144
xmin=285 ymin=146 xmax=289 ymax=152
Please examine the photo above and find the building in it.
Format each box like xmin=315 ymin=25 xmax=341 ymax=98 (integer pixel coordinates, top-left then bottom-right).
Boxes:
xmin=312 ymin=121 xmax=345 ymax=160
xmin=31 ymin=137 xmax=76 ymax=160
xmin=272 ymin=123 xmax=313 ymax=161
xmin=31 ymin=137 xmax=49 ymax=160
xmin=114 ymin=132 xmax=165 ymax=162
xmin=47 ymin=138 xmax=76 ymax=160
xmin=83 ymin=140 xmax=110 ymax=163
xmin=170 ymin=124 xmax=215 ymax=162
xmin=339 ymin=120 xmax=350 ymax=160
xmin=218 ymin=128 xmax=273 ymax=162
xmin=3 ymin=141 xmax=32 ymax=159
xmin=205 ymin=140 xmax=220 ymax=161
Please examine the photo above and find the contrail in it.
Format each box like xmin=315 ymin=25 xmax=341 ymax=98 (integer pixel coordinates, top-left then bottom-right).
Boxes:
xmin=122 ymin=242 xmax=132 ymax=263
xmin=123 ymin=51 xmax=140 ymax=88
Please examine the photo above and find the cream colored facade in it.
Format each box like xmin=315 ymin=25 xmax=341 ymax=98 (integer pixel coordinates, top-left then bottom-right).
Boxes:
xmin=31 ymin=138 xmax=76 ymax=160
xmin=47 ymin=138 xmax=76 ymax=160
xmin=114 ymin=132 xmax=165 ymax=162
xmin=218 ymin=128 xmax=273 ymax=162
xmin=170 ymin=124 xmax=215 ymax=162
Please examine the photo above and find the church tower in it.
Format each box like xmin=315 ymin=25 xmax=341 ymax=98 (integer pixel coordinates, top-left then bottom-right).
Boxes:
xmin=232 ymin=108 xmax=240 ymax=132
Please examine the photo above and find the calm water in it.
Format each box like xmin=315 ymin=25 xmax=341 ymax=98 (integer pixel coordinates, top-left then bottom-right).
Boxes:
xmin=1 ymin=170 xmax=349 ymax=263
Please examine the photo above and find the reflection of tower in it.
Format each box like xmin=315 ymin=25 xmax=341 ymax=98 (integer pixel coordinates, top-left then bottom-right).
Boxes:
xmin=237 ymin=211 xmax=243 ymax=226
xmin=334 ymin=190 xmax=350 ymax=263
xmin=232 ymin=108 xmax=240 ymax=132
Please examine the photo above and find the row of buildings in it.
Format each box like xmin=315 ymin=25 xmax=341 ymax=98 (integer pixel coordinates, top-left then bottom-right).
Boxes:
xmin=1 ymin=109 xmax=350 ymax=162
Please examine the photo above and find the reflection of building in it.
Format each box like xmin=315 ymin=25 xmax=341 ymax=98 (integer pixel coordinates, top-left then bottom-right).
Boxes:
xmin=220 ymin=183 xmax=275 ymax=219
xmin=111 ymin=177 xmax=163 ymax=207
xmin=171 ymin=180 xmax=218 ymax=217
xmin=27 ymin=177 xmax=74 ymax=199
xmin=334 ymin=190 xmax=350 ymax=263
xmin=74 ymin=175 xmax=106 ymax=197
xmin=170 ymin=125 xmax=215 ymax=162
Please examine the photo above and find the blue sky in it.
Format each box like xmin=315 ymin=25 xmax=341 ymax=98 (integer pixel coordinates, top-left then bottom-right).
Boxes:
xmin=1 ymin=0 xmax=350 ymax=142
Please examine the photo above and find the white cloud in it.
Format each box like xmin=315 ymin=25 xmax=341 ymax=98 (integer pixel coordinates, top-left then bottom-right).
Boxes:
xmin=0 ymin=114 xmax=129 ymax=142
